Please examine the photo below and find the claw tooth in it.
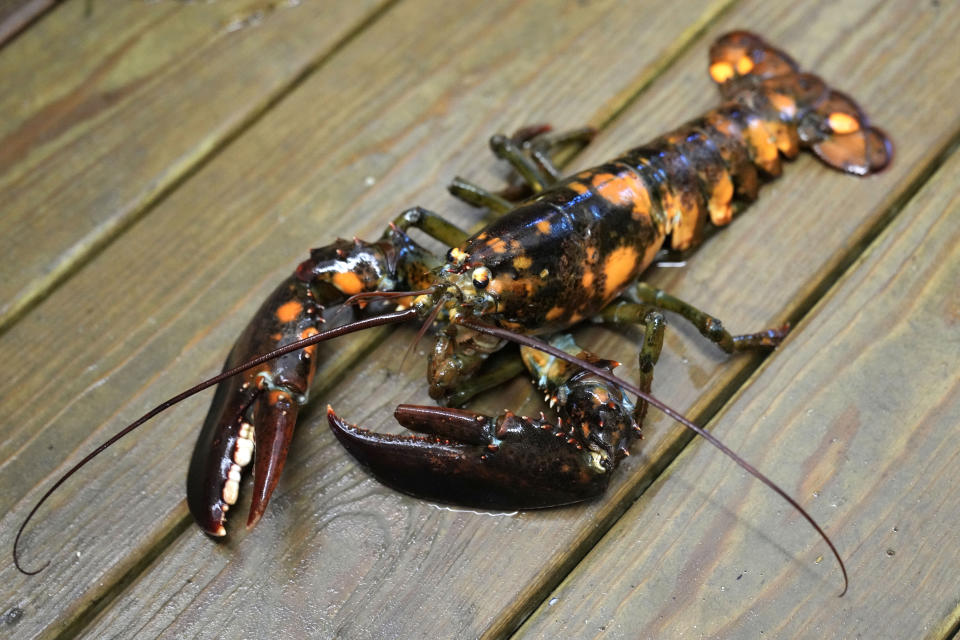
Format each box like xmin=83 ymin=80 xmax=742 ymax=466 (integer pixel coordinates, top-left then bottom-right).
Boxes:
xmin=223 ymin=480 xmax=240 ymax=506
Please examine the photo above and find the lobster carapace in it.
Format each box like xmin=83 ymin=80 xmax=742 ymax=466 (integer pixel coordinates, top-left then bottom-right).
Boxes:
xmin=15 ymin=32 xmax=890 ymax=590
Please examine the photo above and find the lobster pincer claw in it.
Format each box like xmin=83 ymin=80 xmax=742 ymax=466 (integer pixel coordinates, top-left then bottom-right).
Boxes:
xmin=327 ymin=404 xmax=613 ymax=509
xmin=187 ymin=275 xmax=323 ymax=536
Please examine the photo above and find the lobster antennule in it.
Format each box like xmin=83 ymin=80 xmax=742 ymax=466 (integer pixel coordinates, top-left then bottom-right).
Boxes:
xmin=456 ymin=317 xmax=849 ymax=597
xmin=13 ymin=308 xmax=418 ymax=575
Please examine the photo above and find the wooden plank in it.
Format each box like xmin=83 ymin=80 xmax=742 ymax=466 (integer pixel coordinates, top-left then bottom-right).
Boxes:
xmin=0 ymin=0 xmax=386 ymax=331
xmin=520 ymin=121 xmax=960 ymax=640
xmin=0 ymin=0 xmax=56 ymax=48
xmin=0 ymin=0 xmax=733 ymax=638
xmin=70 ymin=1 xmax=960 ymax=639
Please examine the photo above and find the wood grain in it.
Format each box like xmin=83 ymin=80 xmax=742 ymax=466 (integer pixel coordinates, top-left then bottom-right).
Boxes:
xmin=520 ymin=107 xmax=960 ymax=640
xmin=67 ymin=0 xmax=960 ymax=639
xmin=2 ymin=0 xmax=958 ymax=638
xmin=0 ymin=0 xmax=386 ymax=330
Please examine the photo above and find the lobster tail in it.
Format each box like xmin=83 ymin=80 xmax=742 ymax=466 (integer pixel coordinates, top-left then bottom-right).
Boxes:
xmin=800 ymin=89 xmax=892 ymax=175
xmin=710 ymin=31 xmax=891 ymax=176
xmin=709 ymin=31 xmax=799 ymax=83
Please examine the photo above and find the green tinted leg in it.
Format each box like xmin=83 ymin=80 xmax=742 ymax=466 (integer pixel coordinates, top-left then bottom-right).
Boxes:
xmin=489 ymin=133 xmax=551 ymax=193
xmin=595 ymin=301 xmax=665 ymax=427
xmin=633 ymin=282 xmax=788 ymax=353
xmin=444 ymin=349 xmax=527 ymax=408
xmin=448 ymin=177 xmax=513 ymax=214
xmin=391 ymin=206 xmax=469 ymax=247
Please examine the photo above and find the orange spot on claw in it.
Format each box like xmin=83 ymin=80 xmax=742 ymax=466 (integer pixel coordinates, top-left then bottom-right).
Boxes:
xmin=275 ymin=301 xmax=303 ymax=324
xmin=332 ymin=271 xmax=364 ymax=295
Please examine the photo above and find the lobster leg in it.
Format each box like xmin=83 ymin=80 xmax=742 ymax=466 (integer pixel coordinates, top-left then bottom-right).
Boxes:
xmin=447 ymin=177 xmax=513 ymax=214
xmin=444 ymin=348 xmax=527 ymax=408
xmin=328 ymin=335 xmax=639 ymax=509
xmin=631 ymin=283 xmax=789 ymax=352
xmin=391 ymin=206 xmax=470 ymax=247
xmin=597 ymin=287 xmax=788 ymax=429
xmin=451 ymin=125 xmax=597 ymax=208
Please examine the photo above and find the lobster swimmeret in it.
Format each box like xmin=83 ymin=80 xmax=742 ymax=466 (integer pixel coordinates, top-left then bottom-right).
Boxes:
xmin=15 ymin=32 xmax=890 ymax=589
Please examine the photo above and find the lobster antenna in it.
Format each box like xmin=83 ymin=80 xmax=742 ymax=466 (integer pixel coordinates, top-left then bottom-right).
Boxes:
xmin=458 ymin=317 xmax=848 ymax=597
xmin=400 ymin=294 xmax=447 ymax=370
xmin=13 ymin=308 xmax=419 ymax=575
xmin=342 ymin=287 xmax=436 ymax=308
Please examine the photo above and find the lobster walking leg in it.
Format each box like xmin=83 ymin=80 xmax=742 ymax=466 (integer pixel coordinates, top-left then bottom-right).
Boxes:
xmin=632 ymin=283 xmax=788 ymax=352
xmin=596 ymin=286 xmax=788 ymax=428
xmin=450 ymin=125 xmax=597 ymax=210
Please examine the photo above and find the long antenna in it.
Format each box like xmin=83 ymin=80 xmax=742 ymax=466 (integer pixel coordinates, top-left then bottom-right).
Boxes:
xmin=458 ymin=317 xmax=848 ymax=596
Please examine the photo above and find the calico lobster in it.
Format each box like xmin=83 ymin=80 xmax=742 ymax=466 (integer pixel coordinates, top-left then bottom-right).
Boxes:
xmin=15 ymin=32 xmax=890 ymax=593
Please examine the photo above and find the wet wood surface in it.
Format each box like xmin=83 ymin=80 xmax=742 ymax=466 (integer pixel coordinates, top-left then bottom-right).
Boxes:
xmin=1 ymin=1 xmax=958 ymax=638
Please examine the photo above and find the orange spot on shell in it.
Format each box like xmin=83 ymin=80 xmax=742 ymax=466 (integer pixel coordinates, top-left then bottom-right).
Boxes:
xmin=486 ymin=237 xmax=508 ymax=254
xmin=275 ymin=301 xmax=303 ymax=324
xmin=581 ymin=269 xmax=595 ymax=290
xmin=591 ymin=170 xmax=650 ymax=221
xmin=299 ymin=327 xmax=319 ymax=357
xmin=745 ymin=116 xmax=780 ymax=174
xmin=513 ymin=255 xmax=533 ymax=270
xmin=332 ymin=271 xmax=365 ymax=296
xmin=602 ymin=246 xmax=640 ymax=300
xmin=768 ymin=92 xmax=796 ymax=119
xmin=271 ymin=332 xmax=283 ymax=341
xmin=708 ymin=171 xmax=734 ymax=226
xmin=828 ymin=111 xmax=860 ymax=134
xmin=735 ymin=55 xmax=754 ymax=75
xmin=536 ymin=220 xmax=551 ymax=234
xmin=568 ymin=182 xmax=590 ymax=195
xmin=709 ymin=61 xmax=734 ymax=83
xmin=545 ymin=306 xmax=566 ymax=321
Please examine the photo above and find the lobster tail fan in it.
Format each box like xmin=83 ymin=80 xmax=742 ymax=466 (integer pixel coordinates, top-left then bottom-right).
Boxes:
xmin=709 ymin=31 xmax=798 ymax=86
xmin=801 ymin=89 xmax=893 ymax=175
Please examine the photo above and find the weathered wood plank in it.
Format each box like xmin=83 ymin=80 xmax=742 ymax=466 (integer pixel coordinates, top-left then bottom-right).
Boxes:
xmin=68 ymin=1 xmax=960 ymax=639
xmin=0 ymin=0 xmax=55 ymax=47
xmin=520 ymin=117 xmax=960 ymax=640
xmin=0 ymin=0 xmax=386 ymax=331
xmin=0 ymin=0 xmax=732 ymax=638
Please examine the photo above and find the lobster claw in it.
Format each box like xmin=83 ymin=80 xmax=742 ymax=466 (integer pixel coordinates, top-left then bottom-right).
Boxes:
xmin=187 ymin=276 xmax=323 ymax=536
xmin=327 ymin=404 xmax=612 ymax=509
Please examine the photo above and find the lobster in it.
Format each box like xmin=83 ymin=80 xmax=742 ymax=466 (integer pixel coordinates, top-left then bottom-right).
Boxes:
xmin=15 ymin=32 xmax=890 ymax=594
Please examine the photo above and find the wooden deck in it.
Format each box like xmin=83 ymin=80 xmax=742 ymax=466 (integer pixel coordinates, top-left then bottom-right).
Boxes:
xmin=1 ymin=1 xmax=958 ymax=638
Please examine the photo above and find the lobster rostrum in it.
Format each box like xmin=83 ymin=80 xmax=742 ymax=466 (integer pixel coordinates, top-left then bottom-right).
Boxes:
xmin=15 ymin=32 xmax=890 ymax=591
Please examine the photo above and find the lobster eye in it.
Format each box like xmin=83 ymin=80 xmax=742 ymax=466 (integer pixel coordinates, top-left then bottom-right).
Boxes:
xmin=472 ymin=266 xmax=490 ymax=289
xmin=446 ymin=247 xmax=468 ymax=266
